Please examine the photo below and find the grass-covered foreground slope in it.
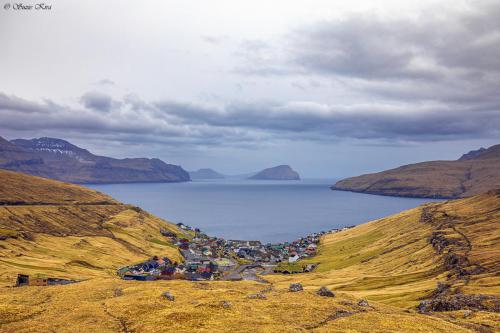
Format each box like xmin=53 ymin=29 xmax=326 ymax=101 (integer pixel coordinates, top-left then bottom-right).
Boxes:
xmin=0 ymin=170 xmax=498 ymax=332
xmin=332 ymin=144 xmax=500 ymax=198
xmin=0 ymin=169 xmax=183 ymax=285
xmin=0 ymin=278 xmax=483 ymax=333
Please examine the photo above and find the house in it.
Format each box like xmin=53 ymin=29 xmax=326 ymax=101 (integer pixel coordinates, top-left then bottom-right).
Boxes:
xmin=15 ymin=274 xmax=76 ymax=287
xmin=16 ymin=274 xmax=29 ymax=286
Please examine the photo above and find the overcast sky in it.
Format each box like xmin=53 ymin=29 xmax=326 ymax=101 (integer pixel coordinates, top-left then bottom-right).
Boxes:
xmin=1 ymin=0 xmax=499 ymax=177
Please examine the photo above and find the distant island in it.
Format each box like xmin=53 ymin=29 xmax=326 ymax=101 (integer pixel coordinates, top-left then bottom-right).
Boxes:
xmin=248 ymin=165 xmax=300 ymax=180
xmin=0 ymin=136 xmax=190 ymax=184
xmin=332 ymin=144 xmax=500 ymax=199
xmin=189 ymin=168 xmax=225 ymax=179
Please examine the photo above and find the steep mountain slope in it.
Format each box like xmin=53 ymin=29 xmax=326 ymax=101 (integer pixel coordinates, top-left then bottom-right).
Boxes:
xmin=332 ymin=144 xmax=500 ymax=198
xmin=189 ymin=168 xmax=225 ymax=179
xmin=271 ymin=190 xmax=500 ymax=329
xmin=0 ymin=169 xmax=184 ymax=285
xmin=249 ymin=165 xmax=300 ymax=180
xmin=0 ymin=136 xmax=190 ymax=184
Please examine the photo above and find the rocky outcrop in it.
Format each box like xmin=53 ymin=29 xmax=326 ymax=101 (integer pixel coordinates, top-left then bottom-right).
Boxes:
xmin=0 ymin=137 xmax=190 ymax=184
xmin=249 ymin=165 xmax=300 ymax=180
xmin=332 ymin=144 xmax=500 ymax=198
xmin=418 ymin=294 xmax=500 ymax=313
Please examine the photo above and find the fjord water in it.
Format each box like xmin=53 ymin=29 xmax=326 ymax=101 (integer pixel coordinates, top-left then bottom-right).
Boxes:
xmin=90 ymin=179 xmax=439 ymax=243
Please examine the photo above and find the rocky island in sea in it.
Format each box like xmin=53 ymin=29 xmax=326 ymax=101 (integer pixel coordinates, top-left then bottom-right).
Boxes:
xmin=248 ymin=165 xmax=300 ymax=180
xmin=189 ymin=168 xmax=225 ymax=179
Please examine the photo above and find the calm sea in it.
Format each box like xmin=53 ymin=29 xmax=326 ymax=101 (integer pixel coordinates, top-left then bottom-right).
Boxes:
xmin=89 ymin=179 xmax=440 ymax=243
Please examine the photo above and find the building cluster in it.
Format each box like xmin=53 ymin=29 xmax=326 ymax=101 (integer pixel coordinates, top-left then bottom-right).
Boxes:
xmin=118 ymin=223 xmax=354 ymax=281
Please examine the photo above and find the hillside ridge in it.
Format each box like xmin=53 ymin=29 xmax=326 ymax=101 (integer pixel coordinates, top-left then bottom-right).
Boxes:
xmin=0 ymin=136 xmax=190 ymax=184
xmin=332 ymin=144 xmax=500 ymax=198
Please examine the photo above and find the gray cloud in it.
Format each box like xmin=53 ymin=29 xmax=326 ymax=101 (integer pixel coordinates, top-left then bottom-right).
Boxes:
xmin=80 ymin=91 xmax=115 ymax=112
xmin=94 ymin=79 xmax=116 ymax=86
xmin=158 ymin=100 xmax=500 ymax=142
xmin=2 ymin=2 xmax=500 ymax=152
xmin=291 ymin=2 xmax=500 ymax=78
xmin=1 ymin=88 xmax=499 ymax=149
xmin=237 ymin=2 xmax=500 ymax=106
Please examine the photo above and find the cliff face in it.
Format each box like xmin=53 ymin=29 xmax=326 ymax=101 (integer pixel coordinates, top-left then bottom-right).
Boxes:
xmin=189 ymin=168 xmax=225 ymax=179
xmin=249 ymin=165 xmax=300 ymax=180
xmin=332 ymin=144 xmax=500 ymax=198
xmin=0 ymin=137 xmax=190 ymax=184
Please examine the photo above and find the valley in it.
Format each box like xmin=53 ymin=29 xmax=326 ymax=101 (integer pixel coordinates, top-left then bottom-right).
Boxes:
xmin=0 ymin=169 xmax=498 ymax=332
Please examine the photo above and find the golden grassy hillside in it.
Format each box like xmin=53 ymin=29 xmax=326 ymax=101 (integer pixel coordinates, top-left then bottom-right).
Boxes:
xmin=271 ymin=191 xmax=500 ymax=302
xmin=0 ymin=170 xmax=498 ymax=332
xmin=332 ymin=145 xmax=500 ymax=198
xmin=0 ymin=169 xmax=183 ymax=285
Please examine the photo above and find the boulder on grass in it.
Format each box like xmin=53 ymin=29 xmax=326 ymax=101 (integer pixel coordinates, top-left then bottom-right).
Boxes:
xmin=289 ymin=283 xmax=303 ymax=292
xmin=358 ymin=299 xmax=369 ymax=307
xmin=162 ymin=291 xmax=175 ymax=301
xmin=317 ymin=286 xmax=335 ymax=297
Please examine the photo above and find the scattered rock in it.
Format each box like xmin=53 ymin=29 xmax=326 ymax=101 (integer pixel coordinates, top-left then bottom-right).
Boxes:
xmin=431 ymin=282 xmax=452 ymax=298
xmin=247 ymin=293 xmax=267 ymax=300
xmin=162 ymin=291 xmax=175 ymax=301
xmin=317 ymin=286 xmax=335 ymax=297
xmin=289 ymin=283 xmax=303 ymax=292
xmin=221 ymin=300 xmax=232 ymax=308
xmin=463 ymin=310 xmax=473 ymax=318
xmin=260 ymin=286 xmax=274 ymax=293
xmin=358 ymin=299 xmax=369 ymax=307
xmin=418 ymin=294 xmax=500 ymax=313
xmin=330 ymin=309 xmax=354 ymax=320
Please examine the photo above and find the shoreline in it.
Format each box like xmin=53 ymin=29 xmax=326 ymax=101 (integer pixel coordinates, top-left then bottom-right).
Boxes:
xmin=330 ymin=186 xmax=456 ymax=200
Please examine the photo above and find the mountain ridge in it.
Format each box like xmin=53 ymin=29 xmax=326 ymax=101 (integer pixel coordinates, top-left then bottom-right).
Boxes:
xmin=332 ymin=144 xmax=500 ymax=198
xmin=0 ymin=136 xmax=190 ymax=184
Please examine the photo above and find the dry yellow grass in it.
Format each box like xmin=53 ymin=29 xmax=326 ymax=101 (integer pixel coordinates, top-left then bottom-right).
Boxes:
xmin=0 ymin=169 xmax=183 ymax=285
xmin=0 ymin=278 xmax=481 ymax=333
xmin=0 ymin=170 xmax=498 ymax=332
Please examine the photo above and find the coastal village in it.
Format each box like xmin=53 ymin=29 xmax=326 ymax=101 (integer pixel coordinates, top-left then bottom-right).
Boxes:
xmin=118 ymin=223 xmax=354 ymax=281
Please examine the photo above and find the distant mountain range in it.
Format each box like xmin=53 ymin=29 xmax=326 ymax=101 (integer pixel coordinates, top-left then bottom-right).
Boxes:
xmin=0 ymin=136 xmax=190 ymax=184
xmin=332 ymin=144 xmax=500 ymax=198
xmin=189 ymin=168 xmax=225 ymax=179
xmin=248 ymin=165 xmax=300 ymax=180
